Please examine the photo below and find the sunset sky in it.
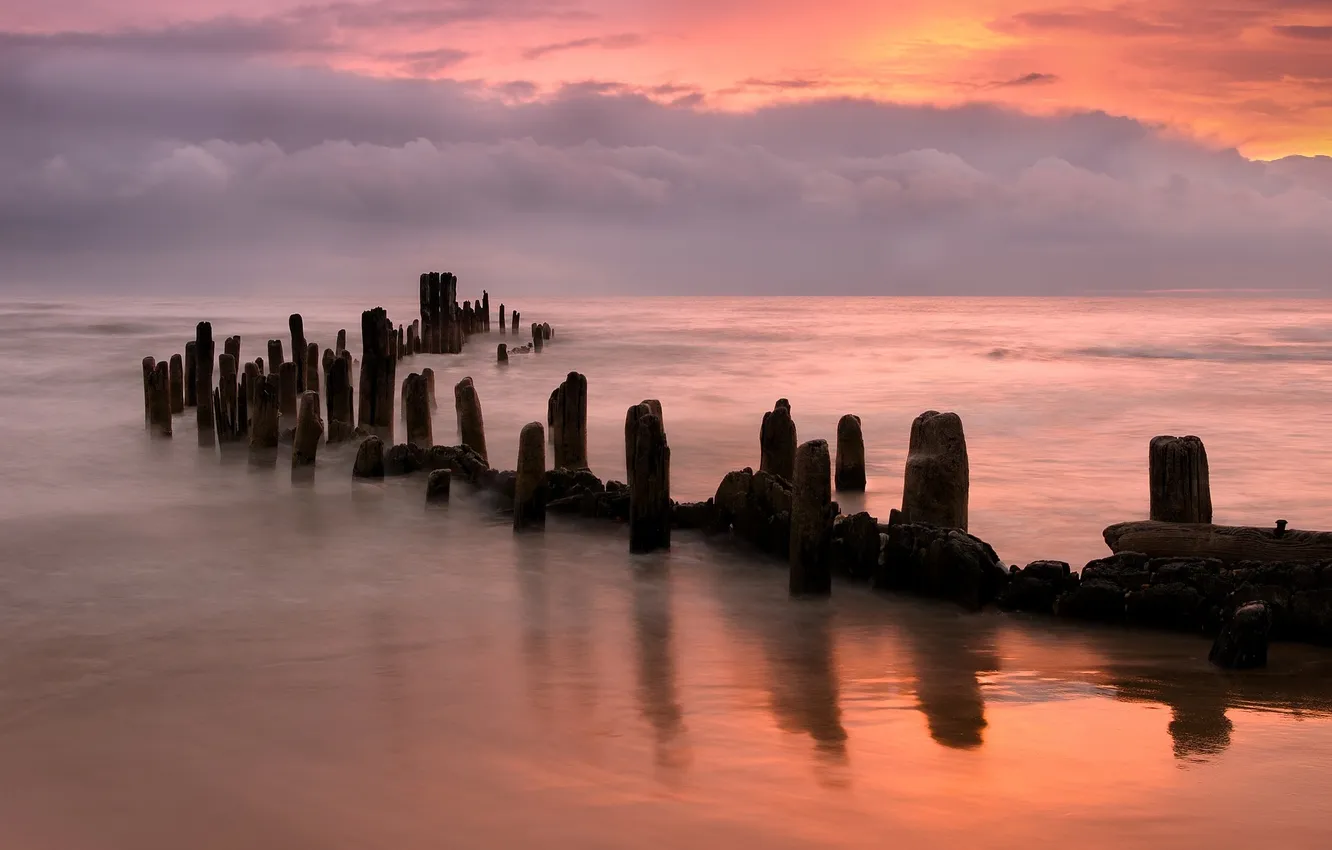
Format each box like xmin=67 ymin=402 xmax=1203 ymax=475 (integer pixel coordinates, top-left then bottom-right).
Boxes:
xmin=3 ymin=0 xmax=1331 ymax=293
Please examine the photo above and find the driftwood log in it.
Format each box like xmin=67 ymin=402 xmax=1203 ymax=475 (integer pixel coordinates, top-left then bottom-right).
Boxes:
xmin=1103 ymin=521 xmax=1332 ymax=563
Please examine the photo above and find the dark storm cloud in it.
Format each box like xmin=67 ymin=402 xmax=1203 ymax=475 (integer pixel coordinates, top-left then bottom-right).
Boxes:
xmin=0 ymin=48 xmax=1330 ymax=295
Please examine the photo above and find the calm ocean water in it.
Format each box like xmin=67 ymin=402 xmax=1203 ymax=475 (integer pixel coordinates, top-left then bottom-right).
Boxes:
xmin=3 ymin=296 xmax=1332 ymax=848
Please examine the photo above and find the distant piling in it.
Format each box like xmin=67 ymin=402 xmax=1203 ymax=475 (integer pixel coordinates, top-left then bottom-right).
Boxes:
xmin=249 ymin=374 xmax=280 ymax=450
xmin=305 ymin=342 xmax=320 ymax=397
xmin=141 ymin=356 xmax=155 ymax=426
xmin=184 ymin=342 xmax=198 ymax=408
xmin=267 ymin=339 xmax=284 ymax=373
xmin=497 ymin=343 xmax=508 ymax=363
xmin=216 ymin=353 xmax=239 ymax=441
xmin=499 ymin=304 xmax=506 ymax=334
xmin=531 ymin=323 xmax=543 ymax=352
xmin=512 ymin=310 xmax=519 ymax=333
xmin=278 ymin=361 xmax=298 ymax=421
xmin=196 ymin=322 xmax=215 ymax=446
xmin=289 ymin=314 xmax=307 ymax=393
xmin=336 ymin=329 xmax=347 ymax=357
xmin=357 ymin=307 xmax=396 ymax=439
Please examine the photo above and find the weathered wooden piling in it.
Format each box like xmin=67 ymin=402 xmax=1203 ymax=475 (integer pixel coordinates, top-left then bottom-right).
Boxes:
xmin=339 ymin=350 xmax=355 ymax=425
xmin=353 ymin=436 xmax=385 ymax=478
xmin=256 ymin=356 xmax=265 ymax=375
xmin=900 ymin=410 xmax=969 ymax=530
xmin=292 ymin=391 xmax=324 ymax=467
xmin=216 ymin=353 xmax=239 ymax=441
xmin=278 ymin=361 xmax=298 ymax=421
xmin=224 ymin=335 xmax=240 ymax=367
xmin=249 ymin=374 xmax=280 ymax=450
xmin=357 ymin=307 xmax=396 ymax=438
xmin=421 ymin=273 xmax=434 ymax=354
xmin=499 ymin=304 xmax=506 ymax=333
xmin=403 ymin=372 xmax=433 ymax=448
xmin=1149 ymin=435 xmax=1212 ymax=524
xmin=168 ymin=354 xmax=185 ymax=414
xmin=406 ymin=323 xmax=418 ymax=356
xmin=552 ymin=372 xmax=588 ymax=470
xmin=835 ymin=414 xmax=866 ymax=492
xmin=514 ymin=422 xmax=547 ymax=531
xmin=322 ymin=348 xmax=335 ymax=381
xmin=497 ymin=343 xmax=508 ymax=363
xmin=243 ymin=361 xmax=259 ymax=420
xmin=141 ymin=356 xmax=155 ymax=425
xmin=148 ymin=360 xmax=172 ymax=437
xmin=482 ymin=291 xmax=490 ymax=331
xmin=790 ymin=439 xmax=833 ymax=595
xmin=759 ymin=399 xmax=796 ymax=482
xmin=304 ymin=342 xmax=320 ymax=397
xmin=443 ymin=273 xmax=461 ymax=354
xmin=196 ymin=322 xmax=215 ymax=444
xmin=426 ymin=470 xmax=451 ymax=504
xmin=184 ymin=342 xmax=198 ymax=407
xmin=542 ymin=322 xmax=551 ymax=340
xmin=267 ymin=339 xmax=284 ymax=372
xmin=336 ymin=329 xmax=347 ymax=357
xmin=325 ymin=354 xmax=353 ymax=442
xmin=396 ymin=325 xmax=405 ymax=361
xmin=290 ymin=314 xmax=307 ymax=393
xmin=512 ymin=310 xmax=519 ymax=332
xmin=627 ymin=405 xmax=670 ymax=553
xmin=625 ymin=400 xmax=663 ymax=479
xmin=531 ymin=323 xmax=543 ymax=352
xmin=237 ymin=370 xmax=249 ymax=437
xmin=453 ymin=377 xmax=488 ymax=463
xmin=548 ymin=388 xmax=558 ymax=445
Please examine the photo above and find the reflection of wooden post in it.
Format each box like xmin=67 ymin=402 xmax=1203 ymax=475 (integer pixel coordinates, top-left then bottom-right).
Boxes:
xmin=835 ymin=414 xmax=866 ymax=492
xmin=901 ymin=410 xmax=968 ymax=530
xmin=759 ymin=399 xmax=796 ymax=481
xmin=514 ymin=423 xmax=547 ymax=531
xmin=790 ymin=439 xmax=832 ymax=595
xmin=1150 ymin=435 xmax=1212 ymax=523
xmin=628 ymin=405 xmax=670 ymax=553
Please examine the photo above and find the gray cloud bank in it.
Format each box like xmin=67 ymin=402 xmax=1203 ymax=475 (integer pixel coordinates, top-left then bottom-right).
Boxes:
xmin=2 ymin=49 xmax=1331 ymax=295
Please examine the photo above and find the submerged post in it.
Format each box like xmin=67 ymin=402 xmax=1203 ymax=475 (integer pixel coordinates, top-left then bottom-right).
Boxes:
xmin=148 ymin=360 xmax=172 ymax=437
xmin=497 ymin=343 xmax=508 ymax=363
xmin=552 ymin=372 xmax=588 ymax=470
xmin=168 ymin=354 xmax=185 ymax=414
xmin=759 ymin=399 xmax=796 ymax=482
xmin=531 ymin=323 xmax=543 ymax=352
xmin=292 ymin=391 xmax=324 ymax=467
xmin=482 ymin=291 xmax=490 ymax=331
xmin=196 ymin=322 xmax=215 ymax=445
xmin=790 ymin=440 xmax=833 ymax=595
xmin=627 ymin=405 xmax=670 ymax=553
xmin=625 ymin=399 xmax=663 ymax=479
xmin=900 ymin=410 xmax=969 ymax=530
xmin=512 ymin=310 xmax=520 ymax=332
xmin=403 ymin=372 xmax=433 ymax=448
xmin=454 ymin=377 xmax=488 ymax=464
xmin=290 ymin=314 xmax=307 ymax=393
xmin=1149 ymin=435 xmax=1212 ymax=524
xmin=835 ymin=414 xmax=866 ymax=492
xmin=514 ymin=422 xmax=547 ymax=531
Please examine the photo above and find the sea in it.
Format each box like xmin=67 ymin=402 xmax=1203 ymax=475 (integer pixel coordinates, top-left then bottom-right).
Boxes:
xmin=2 ymin=295 xmax=1332 ymax=849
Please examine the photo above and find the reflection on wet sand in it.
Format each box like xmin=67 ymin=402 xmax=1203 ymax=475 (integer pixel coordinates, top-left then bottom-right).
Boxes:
xmin=902 ymin=613 xmax=999 ymax=750
xmin=630 ymin=563 xmax=690 ymax=774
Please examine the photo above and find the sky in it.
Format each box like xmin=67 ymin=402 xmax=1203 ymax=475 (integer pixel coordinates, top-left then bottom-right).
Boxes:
xmin=3 ymin=0 xmax=1332 ymax=294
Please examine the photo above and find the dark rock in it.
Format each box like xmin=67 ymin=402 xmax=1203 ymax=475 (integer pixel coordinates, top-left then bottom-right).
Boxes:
xmin=1054 ymin=579 xmax=1125 ymax=623
xmin=998 ymin=560 xmax=1077 ymax=614
xmin=327 ymin=419 xmax=357 ymax=443
xmin=672 ymin=500 xmax=719 ymax=531
xmin=384 ymin=442 xmax=427 ymax=476
xmin=1126 ymin=582 xmax=1206 ymax=632
xmin=712 ymin=468 xmax=792 ymax=558
xmin=1209 ymin=602 xmax=1271 ymax=669
xmin=352 ymin=436 xmax=385 ymax=479
xmin=1080 ymin=552 xmax=1151 ymax=591
xmin=547 ymin=467 xmax=605 ymax=501
xmin=425 ymin=470 xmax=452 ymax=503
xmin=423 ymin=444 xmax=490 ymax=484
xmin=873 ymin=523 xmax=1008 ymax=611
xmin=1290 ymin=589 xmax=1332 ymax=645
xmin=829 ymin=512 xmax=881 ymax=581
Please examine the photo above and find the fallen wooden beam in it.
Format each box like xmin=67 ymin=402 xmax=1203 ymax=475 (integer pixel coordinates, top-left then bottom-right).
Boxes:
xmin=1103 ymin=521 xmax=1332 ymax=564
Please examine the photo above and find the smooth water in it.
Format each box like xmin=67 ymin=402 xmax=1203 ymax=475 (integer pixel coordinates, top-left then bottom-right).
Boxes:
xmin=3 ymin=296 xmax=1332 ymax=849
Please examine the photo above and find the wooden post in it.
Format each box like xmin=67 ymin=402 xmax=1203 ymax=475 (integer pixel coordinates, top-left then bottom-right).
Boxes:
xmin=421 ymin=272 xmax=433 ymax=354
xmin=353 ymin=436 xmax=386 ymax=478
xmin=249 ymin=374 xmax=280 ymax=450
xmin=426 ymin=470 xmax=452 ymax=503
xmin=292 ymin=391 xmax=324 ymax=467
xmin=325 ymin=354 xmax=353 ymax=443
xmin=290 ymin=314 xmax=307 ymax=393
xmin=339 ymin=350 xmax=355 ymax=427
xmin=512 ymin=310 xmax=519 ymax=332
xmin=196 ymin=322 xmax=215 ymax=445
xmin=421 ymin=367 xmax=437 ymax=410
xmin=216 ymin=353 xmax=239 ymax=441
xmin=531 ymin=323 xmax=543 ymax=352
xmin=497 ymin=343 xmax=508 ymax=363
xmin=357 ymin=307 xmax=396 ymax=438
xmin=403 ymin=372 xmax=433 ymax=448
xmin=454 ymin=377 xmax=488 ymax=464
xmin=141 ymin=356 xmax=155 ymax=426
xmin=835 ymin=414 xmax=866 ymax=492
xmin=168 ymin=354 xmax=185 ymax=414
xmin=548 ymin=388 xmax=558 ymax=446
xmin=552 ymin=372 xmax=588 ymax=470
xmin=542 ymin=322 xmax=551 ymax=340
xmin=514 ymin=422 xmax=547 ymax=531
xmin=482 ymin=291 xmax=490 ymax=331
xmin=148 ymin=360 xmax=172 ymax=437
xmin=336 ymin=329 xmax=347 ymax=357
xmin=499 ymin=304 xmax=506 ymax=334
xmin=790 ymin=439 xmax=833 ymax=596
xmin=267 ymin=339 xmax=284 ymax=373
xmin=224 ymin=335 xmax=240 ymax=368
xmin=184 ymin=341 xmax=198 ymax=407
xmin=759 ymin=399 xmax=796 ymax=482
xmin=900 ymin=410 xmax=969 ymax=530
xmin=278 ymin=361 xmax=298 ymax=421
xmin=627 ymin=405 xmax=670 ymax=553
xmin=237 ymin=369 xmax=249 ymax=437
xmin=1149 ymin=435 xmax=1212 ymax=523
xmin=625 ymin=400 xmax=662 ymax=479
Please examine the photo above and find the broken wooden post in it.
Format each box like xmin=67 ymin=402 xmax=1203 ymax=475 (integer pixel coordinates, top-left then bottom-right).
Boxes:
xmin=499 ymin=304 xmax=506 ymax=334
xmin=514 ymin=422 xmax=547 ymax=531
xmin=552 ymin=372 xmax=588 ymax=470
xmin=216 ymin=353 xmax=239 ymax=441
xmin=548 ymin=388 xmax=558 ymax=445
xmin=541 ymin=322 xmax=551 ymax=340
xmin=497 ymin=343 xmax=508 ymax=363
xmin=336 ymin=329 xmax=347 ymax=357
xmin=289 ymin=314 xmax=307 ymax=393
xmin=627 ymin=405 xmax=670 ymax=553
xmin=304 ymin=342 xmax=320 ymax=397
xmin=835 ymin=414 xmax=866 ymax=492
xmin=426 ymin=470 xmax=451 ymax=504
xmin=292 ymin=391 xmax=324 ymax=467
xmin=511 ymin=310 xmax=519 ymax=333
xmin=420 ymin=273 xmax=434 ymax=354
xmin=482 ymin=291 xmax=490 ymax=331
xmin=531 ymin=323 xmax=543 ymax=352
xmin=353 ymin=435 xmax=385 ymax=478
xmin=148 ymin=360 xmax=172 ymax=437
xmin=184 ymin=341 xmax=198 ymax=407
xmin=759 ymin=399 xmax=796 ymax=481
xmin=454 ymin=377 xmax=488 ymax=464
xmin=237 ymin=369 xmax=249 ymax=437
xmin=196 ymin=322 xmax=215 ymax=445
xmin=624 ymin=400 xmax=663 ymax=479
xmin=267 ymin=339 xmax=284 ymax=373
xmin=141 ymin=356 xmax=155 ymax=425
xmin=403 ymin=372 xmax=433 ymax=448
xmin=421 ymin=367 xmax=437 ymax=410
xmin=339 ymin=350 xmax=355 ymax=426
xmin=1149 ymin=435 xmax=1212 ymax=524
xmin=249 ymin=374 xmax=280 ymax=450
xmin=278 ymin=361 xmax=298 ymax=421
xmin=168 ymin=354 xmax=185 ymax=414
xmin=224 ymin=335 xmax=240 ymax=368
xmin=356 ymin=307 xmax=396 ymax=439
xmin=790 ymin=439 xmax=833 ymax=596
xmin=325 ymin=354 xmax=353 ymax=443
xmin=900 ymin=410 xmax=969 ymax=530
